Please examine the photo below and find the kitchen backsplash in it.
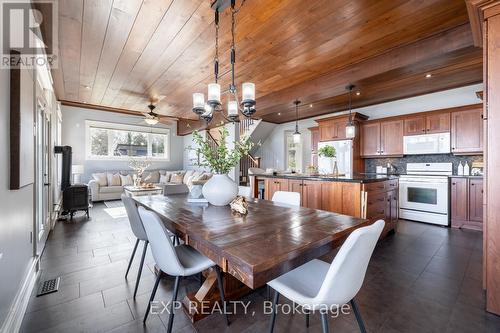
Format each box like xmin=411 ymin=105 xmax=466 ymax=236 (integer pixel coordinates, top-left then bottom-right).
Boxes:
xmin=364 ymin=154 xmax=483 ymax=175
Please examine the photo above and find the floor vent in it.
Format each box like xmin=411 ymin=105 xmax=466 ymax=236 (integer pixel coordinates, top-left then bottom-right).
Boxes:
xmin=36 ymin=277 xmax=60 ymax=297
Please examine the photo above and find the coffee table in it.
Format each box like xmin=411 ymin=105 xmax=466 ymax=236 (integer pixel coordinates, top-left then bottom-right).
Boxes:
xmin=123 ymin=185 xmax=163 ymax=197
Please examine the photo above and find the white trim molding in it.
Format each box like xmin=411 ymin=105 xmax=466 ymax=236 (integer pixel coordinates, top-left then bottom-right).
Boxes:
xmin=0 ymin=259 xmax=39 ymax=333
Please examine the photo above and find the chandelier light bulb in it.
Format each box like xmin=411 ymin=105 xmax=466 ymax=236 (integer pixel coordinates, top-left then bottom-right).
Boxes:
xmin=192 ymin=93 xmax=205 ymax=108
xmin=207 ymin=83 xmax=221 ymax=103
xmin=346 ymin=123 xmax=356 ymax=138
xmin=145 ymin=117 xmax=159 ymax=125
xmin=228 ymin=100 xmax=238 ymax=117
xmin=242 ymin=82 xmax=255 ymax=102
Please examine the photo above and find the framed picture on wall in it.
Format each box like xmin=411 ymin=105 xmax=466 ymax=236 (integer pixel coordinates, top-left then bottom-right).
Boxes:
xmin=10 ymin=50 xmax=35 ymax=190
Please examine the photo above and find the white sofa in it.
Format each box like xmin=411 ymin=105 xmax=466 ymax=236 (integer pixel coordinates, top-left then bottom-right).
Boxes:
xmin=88 ymin=169 xmax=211 ymax=202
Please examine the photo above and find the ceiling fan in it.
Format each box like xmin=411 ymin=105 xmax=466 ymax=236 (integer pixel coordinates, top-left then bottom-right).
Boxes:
xmin=142 ymin=103 xmax=160 ymax=125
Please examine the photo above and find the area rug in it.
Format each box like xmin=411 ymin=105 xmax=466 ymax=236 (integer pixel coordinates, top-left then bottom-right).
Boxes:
xmin=104 ymin=200 xmax=123 ymax=208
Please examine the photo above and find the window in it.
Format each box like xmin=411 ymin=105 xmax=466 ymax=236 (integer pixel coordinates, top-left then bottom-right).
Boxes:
xmin=86 ymin=121 xmax=170 ymax=160
xmin=285 ymin=131 xmax=303 ymax=172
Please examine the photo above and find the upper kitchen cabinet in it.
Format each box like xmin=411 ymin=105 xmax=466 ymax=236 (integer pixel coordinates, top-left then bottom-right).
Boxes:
xmin=360 ymin=122 xmax=381 ymax=156
xmin=309 ymin=127 xmax=320 ymax=167
xmin=404 ymin=112 xmax=450 ymax=135
xmin=451 ymin=107 xmax=483 ymax=154
xmin=361 ymin=120 xmax=403 ymax=157
xmin=317 ymin=113 xmax=367 ymax=142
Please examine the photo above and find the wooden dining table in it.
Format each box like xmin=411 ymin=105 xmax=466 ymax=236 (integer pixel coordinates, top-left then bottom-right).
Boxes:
xmin=132 ymin=194 xmax=369 ymax=322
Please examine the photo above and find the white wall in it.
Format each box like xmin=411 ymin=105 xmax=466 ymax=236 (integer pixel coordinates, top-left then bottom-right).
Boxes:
xmin=61 ymin=105 xmax=184 ymax=182
xmin=256 ymin=84 xmax=483 ymax=171
xmin=0 ymin=64 xmax=35 ymax=327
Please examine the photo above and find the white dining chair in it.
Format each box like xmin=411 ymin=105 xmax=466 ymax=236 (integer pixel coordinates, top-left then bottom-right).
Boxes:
xmin=121 ymin=194 xmax=179 ymax=298
xmin=138 ymin=207 xmax=230 ymax=331
xmin=267 ymin=219 xmax=385 ymax=333
xmin=238 ymin=185 xmax=252 ymax=197
xmin=272 ymin=191 xmax=301 ymax=206
xmin=121 ymin=194 xmax=151 ymax=299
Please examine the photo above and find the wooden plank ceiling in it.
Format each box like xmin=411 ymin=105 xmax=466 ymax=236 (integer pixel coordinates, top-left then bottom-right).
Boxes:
xmin=51 ymin=0 xmax=482 ymax=129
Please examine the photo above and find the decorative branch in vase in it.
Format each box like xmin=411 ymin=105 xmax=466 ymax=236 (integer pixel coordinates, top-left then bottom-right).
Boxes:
xmin=129 ymin=158 xmax=151 ymax=187
xmin=189 ymin=124 xmax=253 ymax=206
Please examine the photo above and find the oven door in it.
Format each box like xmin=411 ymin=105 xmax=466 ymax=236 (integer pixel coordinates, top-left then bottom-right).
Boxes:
xmin=399 ymin=179 xmax=448 ymax=214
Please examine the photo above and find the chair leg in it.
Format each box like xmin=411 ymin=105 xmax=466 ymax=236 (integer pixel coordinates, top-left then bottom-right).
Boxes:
xmin=143 ymin=273 xmax=162 ymax=323
xmin=266 ymin=285 xmax=271 ymax=301
xmin=268 ymin=289 xmax=279 ymax=333
xmin=166 ymin=276 xmax=181 ymax=333
xmin=305 ymin=311 xmax=310 ymax=328
xmin=125 ymin=239 xmax=140 ymax=279
xmin=134 ymin=240 xmax=148 ymax=299
xmin=320 ymin=313 xmax=329 ymax=333
xmin=214 ymin=266 xmax=230 ymax=326
xmin=350 ymin=299 xmax=367 ymax=333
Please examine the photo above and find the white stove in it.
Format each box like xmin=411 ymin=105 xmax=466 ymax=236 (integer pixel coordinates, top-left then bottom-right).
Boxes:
xmin=399 ymin=163 xmax=452 ymax=226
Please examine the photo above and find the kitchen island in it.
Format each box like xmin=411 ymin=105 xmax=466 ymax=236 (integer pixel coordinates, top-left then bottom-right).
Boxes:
xmin=250 ymin=173 xmax=399 ymax=237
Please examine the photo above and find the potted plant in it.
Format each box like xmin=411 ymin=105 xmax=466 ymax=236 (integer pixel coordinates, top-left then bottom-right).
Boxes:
xmin=190 ymin=126 xmax=253 ymax=206
xmin=318 ymin=145 xmax=338 ymax=176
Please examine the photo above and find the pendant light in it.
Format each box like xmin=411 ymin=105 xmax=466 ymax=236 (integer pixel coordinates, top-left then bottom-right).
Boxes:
xmin=345 ymin=84 xmax=356 ymax=139
xmin=293 ymin=100 xmax=301 ymax=143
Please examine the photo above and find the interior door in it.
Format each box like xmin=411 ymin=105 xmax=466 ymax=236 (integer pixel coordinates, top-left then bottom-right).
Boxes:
xmin=36 ymin=103 xmax=51 ymax=255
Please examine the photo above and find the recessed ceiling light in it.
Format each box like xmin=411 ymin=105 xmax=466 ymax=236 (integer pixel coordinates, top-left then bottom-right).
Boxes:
xmin=84 ymin=85 xmax=91 ymax=89
xmin=309 ymin=104 xmax=313 ymax=108
xmin=356 ymin=91 xmax=361 ymax=96
xmin=425 ymin=73 xmax=432 ymax=78
xmin=278 ymin=112 xmax=281 ymax=116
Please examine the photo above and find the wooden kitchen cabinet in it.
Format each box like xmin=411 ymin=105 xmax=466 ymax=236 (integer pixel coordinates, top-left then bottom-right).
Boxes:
xmin=302 ymin=180 xmax=322 ymax=209
xmin=403 ymin=112 xmax=450 ymax=135
xmin=451 ymin=177 xmax=483 ymax=230
xmin=362 ymin=120 xmax=403 ymax=157
xmin=426 ymin=112 xmax=450 ymax=134
xmin=319 ymin=119 xmax=346 ymax=141
xmin=360 ymin=122 xmax=381 ymax=156
xmin=264 ymin=178 xmax=289 ymax=200
xmin=469 ymin=178 xmax=483 ymax=223
xmin=288 ymin=179 xmax=303 ymax=196
xmin=380 ymin=120 xmax=404 ymax=156
xmin=404 ymin=116 xmax=426 ymax=135
xmin=451 ymin=108 xmax=483 ymax=154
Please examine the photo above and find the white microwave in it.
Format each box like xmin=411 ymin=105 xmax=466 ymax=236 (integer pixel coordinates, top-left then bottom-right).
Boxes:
xmin=403 ymin=132 xmax=450 ymax=155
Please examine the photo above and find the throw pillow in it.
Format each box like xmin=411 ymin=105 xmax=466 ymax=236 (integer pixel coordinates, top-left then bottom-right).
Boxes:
xmin=106 ymin=172 xmax=121 ymax=186
xmin=120 ymin=174 xmax=134 ymax=186
xmin=170 ymin=173 xmax=184 ymax=184
xmin=92 ymin=173 xmax=107 ymax=186
xmin=159 ymin=174 xmax=170 ymax=184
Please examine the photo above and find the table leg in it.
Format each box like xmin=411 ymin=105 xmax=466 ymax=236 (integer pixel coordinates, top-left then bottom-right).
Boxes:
xmin=181 ymin=267 xmax=251 ymax=323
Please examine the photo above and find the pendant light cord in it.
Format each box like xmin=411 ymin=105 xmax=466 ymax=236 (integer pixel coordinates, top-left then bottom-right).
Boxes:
xmin=214 ymin=9 xmax=219 ymax=83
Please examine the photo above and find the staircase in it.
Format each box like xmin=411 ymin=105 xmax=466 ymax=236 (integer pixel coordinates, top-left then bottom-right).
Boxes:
xmin=206 ymin=118 xmax=272 ymax=186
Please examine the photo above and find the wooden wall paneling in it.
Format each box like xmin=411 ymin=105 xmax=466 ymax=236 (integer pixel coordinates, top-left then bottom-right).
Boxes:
xmin=486 ymin=8 xmax=500 ymax=315
xmin=59 ymin=0 xmax=84 ymax=101
xmin=99 ymin=0 xmax=175 ymax=106
xmin=78 ymin=0 xmax=114 ymax=103
xmin=89 ymin=0 xmax=143 ymax=104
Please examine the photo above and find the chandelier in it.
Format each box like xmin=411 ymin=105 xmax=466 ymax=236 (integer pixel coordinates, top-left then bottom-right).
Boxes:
xmin=192 ymin=0 xmax=256 ymax=123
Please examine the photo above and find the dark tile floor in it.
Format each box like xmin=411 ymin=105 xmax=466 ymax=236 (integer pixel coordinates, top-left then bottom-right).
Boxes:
xmin=20 ymin=202 xmax=500 ymax=333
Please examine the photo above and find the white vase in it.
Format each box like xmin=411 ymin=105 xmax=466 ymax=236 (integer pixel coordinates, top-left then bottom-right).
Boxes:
xmin=202 ymin=174 xmax=238 ymax=206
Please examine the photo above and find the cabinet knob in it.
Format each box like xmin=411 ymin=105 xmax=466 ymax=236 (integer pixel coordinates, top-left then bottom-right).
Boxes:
xmin=452 ymin=182 xmax=456 ymax=185
xmin=422 ymin=129 xmax=425 ymax=132
xmin=471 ymin=183 xmax=475 ymax=186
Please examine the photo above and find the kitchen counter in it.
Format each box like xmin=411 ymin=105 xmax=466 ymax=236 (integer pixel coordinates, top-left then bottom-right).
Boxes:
xmin=253 ymin=173 xmax=399 ymax=183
